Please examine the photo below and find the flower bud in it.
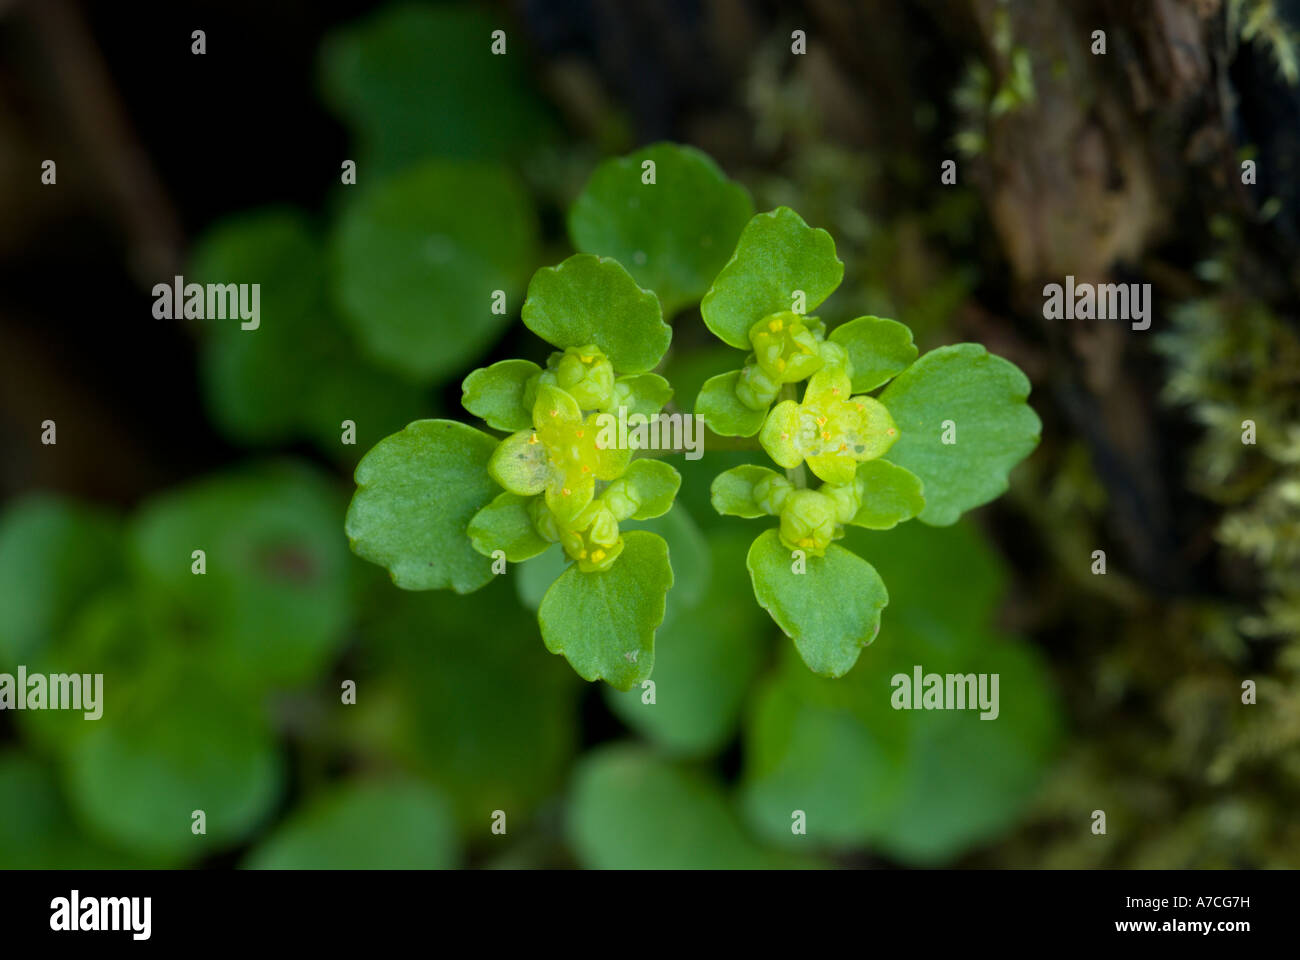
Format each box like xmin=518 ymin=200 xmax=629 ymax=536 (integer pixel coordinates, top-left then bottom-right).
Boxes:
xmin=778 ymin=489 xmax=839 ymax=555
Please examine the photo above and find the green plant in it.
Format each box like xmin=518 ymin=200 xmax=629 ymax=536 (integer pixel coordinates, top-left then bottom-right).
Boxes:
xmin=345 ymin=142 xmax=1042 ymax=689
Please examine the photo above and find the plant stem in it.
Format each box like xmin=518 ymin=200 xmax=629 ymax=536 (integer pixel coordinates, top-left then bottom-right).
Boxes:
xmin=780 ymin=383 xmax=807 ymax=488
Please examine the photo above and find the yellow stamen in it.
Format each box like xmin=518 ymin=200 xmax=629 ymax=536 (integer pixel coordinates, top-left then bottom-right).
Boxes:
xmin=562 ymin=487 xmax=571 ymax=496
xmin=822 ymin=431 xmax=831 ymax=441
xmin=575 ymin=429 xmax=584 ymax=438
xmin=528 ymin=433 xmax=539 ymax=444
xmin=816 ymin=416 xmax=827 ymax=426
xmin=550 ymin=409 xmax=558 ymax=417
xmin=581 ymin=465 xmax=590 ymax=473
xmin=580 ymin=355 xmax=593 ymax=363
xmin=838 ymin=443 xmax=847 ymax=452
xmin=591 ymin=549 xmax=606 ymax=562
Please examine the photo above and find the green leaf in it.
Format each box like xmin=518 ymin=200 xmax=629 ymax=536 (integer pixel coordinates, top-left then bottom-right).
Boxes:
xmin=521 ymin=254 xmax=670 ymax=374
xmin=568 ymin=745 xmax=794 ymax=869
xmin=850 ymin=460 xmax=926 ymax=529
xmin=879 ymin=343 xmax=1041 ymax=525
xmin=696 ymin=371 xmax=768 ymax=437
xmin=623 ymin=503 xmax=709 ymax=626
xmin=333 ymin=160 xmax=537 ymax=383
xmin=245 ymin=780 xmax=458 ymax=869
xmin=538 ymin=530 xmax=672 ymax=689
xmin=461 ymin=359 xmax=541 ymax=431
xmin=568 ymin=143 xmax=754 ymax=316
xmin=604 ymin=530 xmax=768 ymax=756
xmin=347 ymin=419 xmax=499 ymax=593
xmin=0 ymin=495 xmax=121 ymax=665
xmin=467 ymin=492 xmax=551 ymax=563
xmin=65 ymin=661 xmax=283 ymax=862
xmin=611 ymin=373 xmax=673 ymax=419
xmin=747 ymin=528 xmax=888 ymax=677
xmin=742 ymin=520 xmax=1060 ymax=862
xmin=828 ymin=315 xmax=919 ymax=392
xmin=610 ymin=459 xmax=681 ymax=520
xmin=190 ymin=209 xmax=425 ymax=456
xmin=354 ymin=577 xmax=578 ymax=828
xmin=701 ymin=207 xmax=844 ymax=349
xmin=710 ymin=464 xmax=786 ymax=518
xmin=0 ymin=751 xmax=143 ymax=868
xmin=131 ymin=462 xmax=351 ymax=687
xmin=319 ymin=3 xmax=554 ymax=175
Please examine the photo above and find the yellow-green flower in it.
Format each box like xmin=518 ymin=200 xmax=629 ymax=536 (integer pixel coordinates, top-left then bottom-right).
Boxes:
xmin=760 ymin=366 xmax=898 ymax=484
xmin=488 ymin=383 xmax=630 ymax=522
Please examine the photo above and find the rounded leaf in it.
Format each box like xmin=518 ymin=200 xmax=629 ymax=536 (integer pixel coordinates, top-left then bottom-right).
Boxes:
xmin=65 ymin=663 xmax=283 ymax=862
xmin=828 ymin=315 xmax=919 ymax=392
xmin=191 ymin=209 xmax=425 ymax=455
xmin=538 ymin=530 xmax=672 ymax=689
xmin=878 ymin=343 xmax=1041 ymax=526
xmin=696 ymin=370 xmax=769 ymax=437
xmin=318 ymin=3 xmax=554 ymax=174
xmin=606 ymin=459 xmax=681 ymax=521
xmin=0 ymin=495 xmax=121 ymax=665
xmin=244 ymin=780 xmax=458 ymax=869
xmin=568 ymin=745 xmax=791 ymax=869
xmin=710 ymin=464 xmax=786 ymax=518
xmin=701 ymin=207 xmax=844 ymax=348
xmin=851 ymin=460 xmax=926 ymax=529
xmin=346 ymin=419 xmax=498 ymax=593
xmin=333 ymin=160 xmax=537 ymax=382
xmin=131 ymin=463 xmax=351 ymax=687
xmin=568 ymin=143 xmax=754 ymax=316
xmin=461 ymin=359 xmax=541 ymax=431
xmin=521 ymin=254 xmax=670 ymax=374
xmin=747 ymin=528 xmax=888 ymax=677
xmin=468 ymin=492 xmax=551 ymax=563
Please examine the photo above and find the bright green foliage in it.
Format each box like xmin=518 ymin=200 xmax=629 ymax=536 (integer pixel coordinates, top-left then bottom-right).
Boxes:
xmin=568 ymin=143 xmax=754 ymax=316
xmin=701 ymin=206 xmax=844 ymax=349
xmin=741 ymin=521 xmax=1060 ymax=862
xmin=696 ymin=370 xmax=769 ymax=437
xmin=333 ymin=160 xmax=537 ymax=382
xmin=521 ymin=254 xmax=671 ymax=374
xmin=851 ymin=460 xmax=926 ymax=529
xmin=467 ymin=493 xmax=552 ymax=563
xmin=568 ymin=745 xmax=798 ymax=869
xmin=539 ymin=531 xmax=672 ymax=690
xmin=244 ymin=780 xmax=458 ymax=869
xmin=461 ymin=359 xmax=542 ymax=432
xmin=697 ymin=204 xmax=1037 ymax=676
xmin=879 ymin=343 xmax=1041 ymax=525
xmin=828 ymin=315 xmax=919 ymax=392
xmin=132 ymin=463 xmax=352 ymax=687
xmin=748 ymin=529 xmax=888 ymax=677
xmin=0 ymin=495 xmax=121 ymax=665
xmin=347 ymin=419 xmax=500 ymax=593
xmin=319 ymin=2 xmax=554 ymax=175
xmin=189 ymin=209 xmax=425 ymax=456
